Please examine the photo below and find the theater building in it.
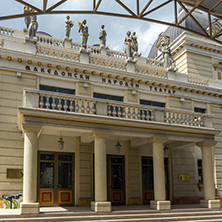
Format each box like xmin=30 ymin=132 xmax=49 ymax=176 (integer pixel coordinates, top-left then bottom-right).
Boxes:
xmin=0 ymin=10 xmax=222 ymax=214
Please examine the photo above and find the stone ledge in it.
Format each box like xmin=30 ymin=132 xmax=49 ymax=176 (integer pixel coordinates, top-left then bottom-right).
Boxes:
xmin=150 ymin=200 xmax=171 ymax=210
xmin=20 ymin=203 xmax=39 ymax=215
xmin=200 ymin=199 xmax=220 ymax=209
xmin=91 ymin=201 xmax=111 ymax=212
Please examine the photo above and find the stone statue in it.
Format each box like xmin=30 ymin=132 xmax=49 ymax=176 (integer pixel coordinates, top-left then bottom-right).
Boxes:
xmin=65 ymin=15 xmax=74 ymax=39
xmin=24 ymin=6 xmax=31 ymax=30
xmin=131 ymin=32 xmax=138 ymax=54
xmin=99 ymin=25 xmax=107 ymax=47
xmin=28 ymin=9 xmax=38 ymax=39
xmin=160 ymin=37 xmax=172 ymax=68
xmin=78 ymin=19 xmax=89 ymax=49
xmin=124 ymin=31 xmax=133 ymax=59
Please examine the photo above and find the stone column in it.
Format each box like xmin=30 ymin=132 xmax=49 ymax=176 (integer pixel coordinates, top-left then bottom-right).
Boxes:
xmin=150 ymin=137 xmax=171 ymax=210
xmin=126 ymin=59 xmax=136 ymax=73
xmin=20 ymin=128 xmax=40 ymax=214
xmin=197 ymin=141 xmax=220 ymax=209
xmin=91 ymin=132 xmax=111 ymax=212
xmin=79 ymin=49 xmax=90 ymax=64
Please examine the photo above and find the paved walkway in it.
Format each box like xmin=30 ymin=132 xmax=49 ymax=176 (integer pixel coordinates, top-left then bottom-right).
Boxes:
xmin=0 ymin=204 xmax=205 ymax=216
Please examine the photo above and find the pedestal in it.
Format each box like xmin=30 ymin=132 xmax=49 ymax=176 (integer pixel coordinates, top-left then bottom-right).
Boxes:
xmin=20 ymin=203 xmax=39 ymax=215
xmin=100 ymin=45 xmax=109 ymax=56
xmin=63 ymin=37 xmax=72 ymax=48
xmin=79 ymin=48 xmax=90 ymax=64
xmin=91 ymin=201 xmax=111 ymax=212
xmin=200 ymin=200 xmax=220 ymax=209
xmin=126 ymin=59 xmax=136 ymax=72
xmin=150 ymin=200 xmax=171 ymax=210
xmin=25 ymin=36 xmax=37 ymax=54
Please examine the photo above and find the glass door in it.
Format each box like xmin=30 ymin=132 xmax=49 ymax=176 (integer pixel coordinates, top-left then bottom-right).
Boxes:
xmin=38 ymin=152 xmax=74 ymax=206
xmin=107 ymin=156 xmax=125 ymax=205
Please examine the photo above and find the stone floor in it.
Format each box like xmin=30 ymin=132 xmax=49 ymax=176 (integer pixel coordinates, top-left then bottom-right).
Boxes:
xmin=0 ymin=204 xmax=206 ymax=216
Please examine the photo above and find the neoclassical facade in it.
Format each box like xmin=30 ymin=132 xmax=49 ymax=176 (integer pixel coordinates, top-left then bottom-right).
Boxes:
xmin=0 ymin=17 xmax=222 ymax=214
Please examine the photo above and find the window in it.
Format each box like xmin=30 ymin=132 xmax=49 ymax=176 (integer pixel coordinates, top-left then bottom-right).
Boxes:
xmin=194 ymin=107 xmax=206 ymax=113
xmin=140 ymin=100 xmax=165 ymax=107
xmin=93 ymin=93 xmax=123 ymax=102
xmin=40 ymin=85 xmax=75 ymax=111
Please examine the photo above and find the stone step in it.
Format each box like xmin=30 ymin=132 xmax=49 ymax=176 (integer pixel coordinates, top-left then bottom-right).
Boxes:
xmin=1 ymin=210 xmax=222 ymax=222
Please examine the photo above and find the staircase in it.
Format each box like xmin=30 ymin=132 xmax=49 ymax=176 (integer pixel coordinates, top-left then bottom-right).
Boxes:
xmin=1 ymin=208 xmax=222 ymax=222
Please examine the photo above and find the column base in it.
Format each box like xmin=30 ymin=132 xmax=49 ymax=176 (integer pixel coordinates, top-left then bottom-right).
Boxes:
xmin=20 ymin=203 xmax=39 ymax=215
xmin=150 ymin=200 xmax=171 ymax=210
xmin=91 ymin=201 xmax=111 ymax=212
xmin=200 ymin=199 xmax=220 ymax=209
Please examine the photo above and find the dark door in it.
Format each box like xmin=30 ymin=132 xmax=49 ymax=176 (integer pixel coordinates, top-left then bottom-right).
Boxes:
xmin=107 ymin=156 xmax=125 ymax=205
xmin=142 ymin=157 xmax=169 ymax=204
xmin=38 ymin=152 xmax=74 ymax=206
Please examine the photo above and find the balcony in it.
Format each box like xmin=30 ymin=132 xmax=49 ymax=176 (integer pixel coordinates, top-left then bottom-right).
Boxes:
xmin=21 ymin=89 xmax=214 ymax=132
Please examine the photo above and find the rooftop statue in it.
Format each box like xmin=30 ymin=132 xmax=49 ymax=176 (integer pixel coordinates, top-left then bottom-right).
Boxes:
xmin=99 ymin=25 xmax=107 ymax=47
xmin=24 ymin=6 xmax=31 ymax=30
xmin=124 ymin=31 xmax=133 ymax=59
xmin=131 ymin=32 xmax=138 ymax=54
xmin=65 ymin=15 xmax=74 ymax=40
xmin=78 ymin=19 xmax=89 ymax=49
xmin=28 ymin=9 xmax=38 ymax=39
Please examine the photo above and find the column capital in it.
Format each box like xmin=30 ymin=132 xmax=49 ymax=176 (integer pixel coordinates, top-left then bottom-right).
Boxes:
xmin=148 ymin=136 xmax=168 ymax=144
xmin=23 ymin=125 xmax=41 ymax=134
xmin=91 ymin=131 xmax=109 ymax=139
xmin=196 ymin=140 xmax=217 ymax=148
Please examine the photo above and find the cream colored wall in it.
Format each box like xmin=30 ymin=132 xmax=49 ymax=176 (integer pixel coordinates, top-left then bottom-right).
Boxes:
xmin=186 ymin=52 xmax=213 ymax=78
xmin=211 ymin=104 xmax=222 ymax=196
xmin=38 ymin=135 xmax=75 ymax=152
xmin=172 ymin=146 xmax=199 ymax=197
xmin=174 ymin=53 xmax=189 ymax=74
xmin=169 ymin=97 xmax=192 ymax=111
xmin=0 ymin=70 xmax=36 ymax=197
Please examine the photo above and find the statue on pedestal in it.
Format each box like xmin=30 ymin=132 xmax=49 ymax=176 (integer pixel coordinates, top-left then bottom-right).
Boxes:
xmin=28 ymin=9 xmax=38 ymax=39
xmin=24 ymin=6 xmax=31 ymax=30
xmin=65 ymin=16 xmax=74 ymax=39
xmin=124 ymin=31 xmax=133 ymax=59
xmin=78 ymin=19 xmax=89 ymax=49
xmin=99 ymin=25 xmax=107 ymax=47
xmin=156 ymin=35 xmax=172 ymax=68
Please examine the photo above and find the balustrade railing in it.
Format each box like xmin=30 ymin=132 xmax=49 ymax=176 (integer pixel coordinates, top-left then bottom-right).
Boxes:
xmin=188 ymin=75 xmax=209 ymax=86
xmin=136 ymin=63 xmax=168 ymax=79
xmin=0 ymin=27 xmax=14 ymax=36
xmin=146 ymin=58 xmax=164 ymax=67
xmin=36 ymin=45 xmax=79 ymax=62
xmin=89 ymin=54 xmax=126 ymax=71
xmin=36 ymin=34 xmax=63 ymax=46
xmin=107 ymin=49 xmax=126 ymax=59
xmin=24 ymin=89 xmax=212 ymax=128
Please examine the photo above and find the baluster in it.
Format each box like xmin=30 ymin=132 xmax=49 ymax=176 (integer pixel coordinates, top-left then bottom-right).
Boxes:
xmin=75 ymin=99 xmax=79 ymax=112
xmin=63 ymin=99 xmax=68 ymax=111
xmin=69 ymin=99 xmax=74 ymax=112
xmin=39 ymin=95 xmax=44 ymax=108
xmin=122 ymin=106 xmax=126 ymax=118
xmin=107 ymin=104 xmax=111 ymax=116
xmin=127 ymin=107 xmax=131 ymax=119
xmin=189 ymin=115 xmax=193 ymax=126
xmin=81 ymin=100 xmax=85 ymax=113
xmin=92 ymin=102 xmax=96 ymax=114
xmin=164 ymin=111 xmax=168 ymax=123
xmin=51 ymin=96 xmax=56 ymax=110
xmin=168 ymin=112 xmax=172 ymax=123
xmin=136 ymin=108 xmax=140 ymax=120
xmin=57 ymin=97 xmax=62 ymax=110
xmin=86 ymin=101 xmax=90 ymax=114
xmin=172 ymin=113 xmax=176 ymax=123
xmin=45 ymin=95 xmax=50 ymax=109
xmin=176 ymin=113 xmax=180 ymax=124
xmin=117 ymin=105 xmax=122 ymax=117
xmin=132 ymin=108 xmax=136 ymax=119
xmin=113 ymin=105 xmax=117 ymax=117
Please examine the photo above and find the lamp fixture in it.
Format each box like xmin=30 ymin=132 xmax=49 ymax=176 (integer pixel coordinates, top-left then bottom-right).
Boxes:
xmin=180 ymin=97 xmax=185 ymax=103
xmin=83 ymin=82 xmax=89 ymax=88
xmin=58 ymin=131 xmax=64 ymax=150
xmin=131 ymin=90 xmax=137 ymax=95
xmin=115 ymin=137 xmax=121 ymax=153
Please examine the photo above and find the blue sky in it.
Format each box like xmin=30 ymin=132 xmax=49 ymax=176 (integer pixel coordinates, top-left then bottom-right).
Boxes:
xmin=0 ymin=0 xmax=177 ymax=56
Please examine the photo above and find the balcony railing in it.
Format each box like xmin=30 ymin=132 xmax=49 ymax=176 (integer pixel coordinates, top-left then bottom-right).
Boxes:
xmin=23 ymin=89 xmax=213 ymax=128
